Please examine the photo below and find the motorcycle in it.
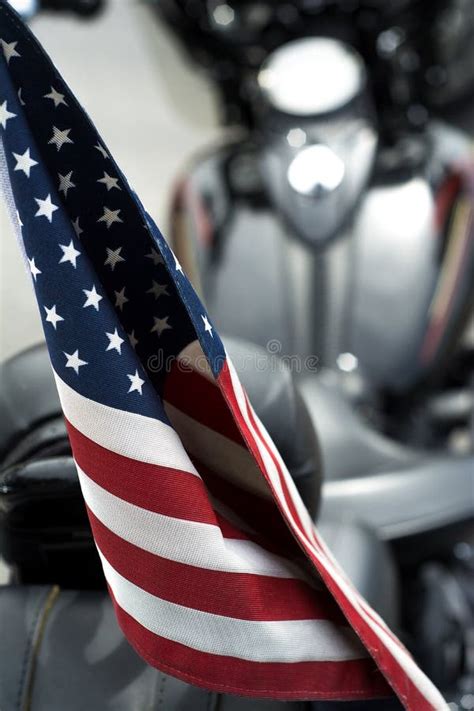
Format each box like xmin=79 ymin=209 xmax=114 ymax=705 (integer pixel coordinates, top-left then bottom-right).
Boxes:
xmin=156 ymin=0 xmax=474 ymax=436
xmin=154 ymin=0 xmax=474 ymax=700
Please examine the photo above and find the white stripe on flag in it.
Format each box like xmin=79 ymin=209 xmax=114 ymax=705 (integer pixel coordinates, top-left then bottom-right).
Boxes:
xmin=54 ymin=371 xmax=199 ymax=476
xmin=77 ymin=465 xmax=305 ymax=579
xmin=98 ymin=549 xmax=366 ymax=663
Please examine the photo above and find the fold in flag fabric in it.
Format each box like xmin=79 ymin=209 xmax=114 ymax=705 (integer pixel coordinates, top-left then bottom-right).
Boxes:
xmin=0 ymin=3 xmax=447 ymax=708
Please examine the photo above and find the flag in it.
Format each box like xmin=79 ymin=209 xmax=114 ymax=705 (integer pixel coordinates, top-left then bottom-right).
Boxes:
xmin=0 ymin=2 xmax=447 ymax=708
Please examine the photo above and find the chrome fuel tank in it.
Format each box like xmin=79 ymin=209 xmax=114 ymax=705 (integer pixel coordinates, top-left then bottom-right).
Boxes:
xmin=171 ymin=121 xmax=473 ymax=392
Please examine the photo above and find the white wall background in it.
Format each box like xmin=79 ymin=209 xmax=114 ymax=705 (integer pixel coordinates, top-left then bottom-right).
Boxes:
xmin=0 ymin=0 xmax=220 ymax=361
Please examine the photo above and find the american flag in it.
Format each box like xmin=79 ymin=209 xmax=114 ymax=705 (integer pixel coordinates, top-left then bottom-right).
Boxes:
xmin=0 ymin=2 xmax=447 ymax=708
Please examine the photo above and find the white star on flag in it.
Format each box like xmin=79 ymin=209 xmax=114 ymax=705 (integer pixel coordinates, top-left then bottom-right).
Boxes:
xmin=127 ymin=370 xmax=145 ymax=395
xmin=58 ymin=171 xmax=76 ymax=197
xmin=151 ymin=315 xmax=172 ymax=336
xmin=28 ymin=257 xmax=41 ymax=281
xmin=104 ymin=246 xmax=125 ymax=271
xmin=0 ymin=100 xmax=16 ymax=129
xmin=59 ymin=240 xmax=81 ymax=268
xmin=174 ymin=253 xmax=184 ymax=273
xmin=201 ymin=314 xmax=213 ymax=337
xmin=12 ymin=148 xmax=38 ymax=177
xmin=44 ymin=304 xmax=64 ymax=330
xmin=34 ymin=193 xmax=58 ymax=222
xmin=106 ymin=328 xmax=125 ymax=354
xmin=44 ymin=86 xmax=67 ymax=108
xmin=83 ymin=285 xmax=103 ymax=311
xmin=64 ymin=350 xmax=88 ymax=374
xmin=97 ymin=171 xmax=121 ymax=191
xmin=0 ymin=39 xmax=20 ymax=64
xmin=48 ymin=126 xmax=73 ymax=151
xmin=97 ymin=206 xmax=123 ymax=228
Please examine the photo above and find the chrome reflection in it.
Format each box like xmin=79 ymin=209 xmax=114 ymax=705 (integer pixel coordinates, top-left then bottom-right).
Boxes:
xmin=287 ymin=144 xmax=345 ymax=197
xmin=258 ymin=37 xmax=365 ymax=116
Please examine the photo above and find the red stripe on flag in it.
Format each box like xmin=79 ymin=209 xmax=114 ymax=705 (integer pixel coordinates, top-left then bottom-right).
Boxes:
xmin=216 ymin=362 xmax=439 ymax=709
xmin=164 ymin=362 xmax=243 ymax=446
xmin=217 ymin=362 xmax=310 ymax=541
xmin=162 ymin=357 xmax=308 ymax=559
xmin=88 ymin=507 xmax=345 ymax=623
xmin=109 ymin=587 xmax=392 ymax=701
xmin=191 ymin=454 xmax=305 ymax=559
xmin=66 ymin=419 xmax=216 ymax=525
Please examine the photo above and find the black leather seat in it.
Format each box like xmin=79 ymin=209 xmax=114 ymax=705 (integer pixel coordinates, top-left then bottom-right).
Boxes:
xmin=0 ymin=585 xmax=305 ymax=711
xmin=0 ymin=344 xmax=70 ymax=468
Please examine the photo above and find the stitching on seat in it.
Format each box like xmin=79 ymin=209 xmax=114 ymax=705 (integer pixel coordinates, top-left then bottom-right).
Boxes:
xmin=156 ymin=673 xmax=167 ymax=708
xmin=19 ymin=585 xmax=60 ymax=711
xmin=16 ymin=587 xmax=50 ymax=711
